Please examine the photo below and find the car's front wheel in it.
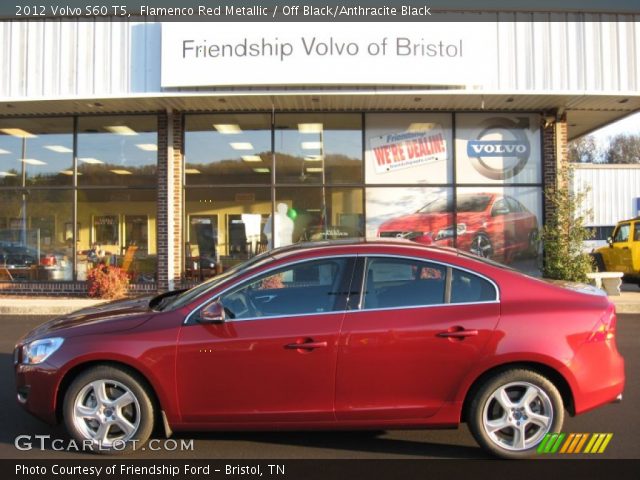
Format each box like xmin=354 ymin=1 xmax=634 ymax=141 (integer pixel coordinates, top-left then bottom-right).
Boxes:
xmin=63 ymin=365 xmax=155 ymax=453
xmin=467 ymin=369 xmax=564 ymax=459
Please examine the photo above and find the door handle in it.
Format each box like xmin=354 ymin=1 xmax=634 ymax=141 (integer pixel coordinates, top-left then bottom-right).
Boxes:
xmin=437 ymin=328 xmax=479 ymax=339
xmin=285 ymin=340 xmax=327 ymax=350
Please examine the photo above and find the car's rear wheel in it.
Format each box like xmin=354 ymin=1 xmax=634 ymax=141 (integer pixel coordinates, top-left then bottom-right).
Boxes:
xmin=468 ymin=369 xmax=564 ymax=459
xmin=470 ymin=233 xmax=493 ymax=258
xmin=63 ymin=365 xmax=154 ymax=453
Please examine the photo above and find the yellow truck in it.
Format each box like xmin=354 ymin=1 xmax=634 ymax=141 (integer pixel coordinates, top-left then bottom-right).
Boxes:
xmin=592 ymin=217 xmax=640 ymax=282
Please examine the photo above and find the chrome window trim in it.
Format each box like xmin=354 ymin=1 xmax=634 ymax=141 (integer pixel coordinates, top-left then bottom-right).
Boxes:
xmin=184 ymin=251 xmax=501 ymax=325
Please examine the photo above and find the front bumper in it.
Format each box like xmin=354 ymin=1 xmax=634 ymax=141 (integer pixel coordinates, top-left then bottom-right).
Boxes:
xmin=14 ymin=361 xmax=61 ymax=425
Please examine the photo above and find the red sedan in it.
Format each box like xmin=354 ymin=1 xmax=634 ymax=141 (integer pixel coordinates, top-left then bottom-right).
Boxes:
xmin=378 ymin=193 xmax=539 ymax=261
xmin=14 ymin=240 xmax=624 ymax=458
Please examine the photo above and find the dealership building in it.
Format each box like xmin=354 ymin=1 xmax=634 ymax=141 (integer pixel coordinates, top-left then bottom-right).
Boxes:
xmin=0 ymin=15 xmax=639 ymax=295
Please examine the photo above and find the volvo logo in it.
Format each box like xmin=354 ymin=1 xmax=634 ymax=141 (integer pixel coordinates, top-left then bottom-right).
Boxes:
xmin=466 ymin=117 xmax=531 ymax=180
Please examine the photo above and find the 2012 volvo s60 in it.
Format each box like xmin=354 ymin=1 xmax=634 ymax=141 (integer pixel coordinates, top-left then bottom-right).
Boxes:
xmin=14 ymin=240 xmax=624 ymax=458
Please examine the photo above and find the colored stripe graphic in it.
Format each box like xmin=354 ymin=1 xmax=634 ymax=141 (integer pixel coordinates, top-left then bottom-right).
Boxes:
xmin=538 ymin=433 xmax=613 ymax=454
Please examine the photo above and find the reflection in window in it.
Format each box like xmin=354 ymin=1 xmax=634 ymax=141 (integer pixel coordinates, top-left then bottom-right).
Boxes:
xmin=363 ymin=257 xmax=446 ymax=309
xmin=185 ymin=114 xmax=271 ymax=185
xmin=0 ymin=117 xmax=73 ymax=187
xmin=275 ymin=113 xmax=362 ymax=184
xmin=77 ymin=116 xmax=157 ymax=186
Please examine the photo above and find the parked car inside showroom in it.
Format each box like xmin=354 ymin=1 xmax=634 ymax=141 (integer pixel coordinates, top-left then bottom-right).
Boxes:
xmin=377 ymin=193 xmax=539 ymax=261
xmin=14 ymin=239 xmax=624 ymax=458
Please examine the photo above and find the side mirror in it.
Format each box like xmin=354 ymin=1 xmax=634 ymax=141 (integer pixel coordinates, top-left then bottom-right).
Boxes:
xmin=607 ymin=237 xmax=613 ymax=247
xmin=198 ymin=300 xmax=226 ymax=324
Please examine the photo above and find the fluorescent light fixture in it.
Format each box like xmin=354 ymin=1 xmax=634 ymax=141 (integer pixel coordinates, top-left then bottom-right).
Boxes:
xmin=185 ymin=168 xmax=201 ymax=174
xmin=104 ymin=125 xmax=138 ymax=136
xmin=0 ymin=128 xmax=36 ymax=138
xmin=253 ymin=168 xmax=270 ymax=173
xmin=407 ymin=123 xmax=436 ymax=132
xmin=302 ymin=141 xmax=322 ymax=150
xmin=297 ymin=123 xmax=323 ymax=134
xmin=306 ymin=167 xmax=324 ymax=173
xmin=45 ymin=145 xmax=72 ymax=153
xmin=241 ymin=155 xmax=262 ymax=162
xmin=230 ymin=142 xmax=254 ymax=150
xmin=304 ymin=155 xmax=323 ymax=162
xmin=0 ymin=171 xmax=17 ymax=177
xmin=78 ymin=157 xmax=104 ymax=164
xmin=0 ymin=148 xmax=10 ymax=154
xmin=213 ymin=124 xmax=242 ymax=134
xmin=22 ymin=158 xmax=46 ymax=166
xmin=136 ymin=143 xmax=157 ymax=151
xmin=110 ymin=169 xmax=132 ymax=175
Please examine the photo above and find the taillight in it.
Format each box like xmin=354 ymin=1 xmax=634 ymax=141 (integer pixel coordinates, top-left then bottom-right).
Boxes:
xmin=589 ymin=306 xmax=617 ymax=342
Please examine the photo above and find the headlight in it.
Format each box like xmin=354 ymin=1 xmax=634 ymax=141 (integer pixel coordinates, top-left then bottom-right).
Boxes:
xmin=435 ymin=224 xmax=467 ymax=240
xmin=22 ymin=338 xmax=64 ymax=364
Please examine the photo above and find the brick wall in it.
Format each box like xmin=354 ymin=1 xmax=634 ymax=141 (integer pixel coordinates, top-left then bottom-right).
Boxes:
xmin=542 ymin=111 xmax=568 ymax=223
xmin=0 ymin=282 xmax=157 ymax=297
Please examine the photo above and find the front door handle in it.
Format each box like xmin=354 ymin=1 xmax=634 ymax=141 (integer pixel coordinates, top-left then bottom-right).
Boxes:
xmin=437 ymin=328 xmax=479 ymax=339
xmin=285 ymin=340 xmax=327 ymax=350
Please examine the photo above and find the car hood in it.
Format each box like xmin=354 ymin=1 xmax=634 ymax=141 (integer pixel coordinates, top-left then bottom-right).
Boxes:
xmin=20 ymin=295 xmax=156 ymax=342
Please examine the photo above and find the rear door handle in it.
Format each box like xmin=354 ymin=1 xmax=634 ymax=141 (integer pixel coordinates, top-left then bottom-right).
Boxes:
xmin=285 ymin=340 xmax=328 ymax=350
xmin=437 ymin=329 xmax=479 ymax=338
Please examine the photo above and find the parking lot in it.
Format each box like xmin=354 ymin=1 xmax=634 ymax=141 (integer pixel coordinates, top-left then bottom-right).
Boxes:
xmin=1 ymin=314 xmax=637 ymax=460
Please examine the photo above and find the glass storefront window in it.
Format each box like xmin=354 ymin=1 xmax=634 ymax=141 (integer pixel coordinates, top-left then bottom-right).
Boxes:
xmin=77 ymin=189 xmax=157 ymax=283
xmin=275 ymin=187 xmax=364 ymax=244
xmin=455 ymin=187 xmax=542 ymax=275
xmin=365 ymin=113 xmax=452 ymax=185
xmin=366 ymin=187 xmax=453 ymax=243
xmin=0 ymin=190 xmax=73 ymax=282
xmin=0 ymin=117 xmax=73 ymax=187
xmin=77 ymin=115 xmax=157 ymax=186
xmin=185 ymin=114 xmax=271 ymax=185
xmin=185 ymin=187 xmax=272 ymax=278
xmin=275 ymin=113 xmax=362 ymax=184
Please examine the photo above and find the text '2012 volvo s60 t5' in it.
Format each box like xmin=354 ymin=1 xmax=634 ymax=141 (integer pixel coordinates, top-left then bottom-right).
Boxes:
xmin=14 ymin=240 xmax=624 ymax=458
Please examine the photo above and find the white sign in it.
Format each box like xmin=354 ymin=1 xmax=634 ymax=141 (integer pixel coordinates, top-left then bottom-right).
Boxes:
xmin=370 ymin=127 xmax=447 ymax=174
xmin=161 ymin=22 xmax=498 ymax=87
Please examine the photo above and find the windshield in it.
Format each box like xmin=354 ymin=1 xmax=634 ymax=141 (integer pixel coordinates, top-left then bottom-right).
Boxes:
xmin=416 ymin=194 xmax=492 ymax=214
xmin=158 ymin=250 xmax=274 ymax=311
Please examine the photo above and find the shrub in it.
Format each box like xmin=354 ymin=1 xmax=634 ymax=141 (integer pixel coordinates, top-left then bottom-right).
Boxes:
xmin=87 ymin=264 xmax=130 ymax=299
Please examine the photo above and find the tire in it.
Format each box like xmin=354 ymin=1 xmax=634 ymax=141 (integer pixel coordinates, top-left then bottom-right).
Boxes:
xmin=63 ymin=365 xmax=155 ymax=454
xmin=470 ymin=233 xmax=493 ymax=259
xmin=467 ymin=369 xmax=564 ymax=459
xmin=527 ymin=229 xmax=540 ymax=258
xmin=591 ymin=253 xmax=606 ymax=272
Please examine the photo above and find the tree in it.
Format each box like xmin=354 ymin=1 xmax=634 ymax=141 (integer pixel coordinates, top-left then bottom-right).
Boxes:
xmin=541 ymin=166 xmax=593 ymax=282
xmin=605 ymin=133 xmax=640 ymax=164
xmin=568 ymin=135 xmax=602 ymax=163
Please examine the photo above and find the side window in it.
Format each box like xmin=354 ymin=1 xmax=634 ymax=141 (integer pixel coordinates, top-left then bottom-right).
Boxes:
xmin=506 ymin=197 xmax=524 ymax=213
xmin=363 ymin=258 xmax=446 ymax=309
xmin=219 ymin=258 xmax=350 ymax=320
xmin=451 ymin=268 xmax=496 ymax=304
xmin=491 ymin=198 xmax=510 ymax=217
xmin=613 ymin=223 xmax=630 ymax=243
xmin=634 ymin=223 xmax=640 ymax=242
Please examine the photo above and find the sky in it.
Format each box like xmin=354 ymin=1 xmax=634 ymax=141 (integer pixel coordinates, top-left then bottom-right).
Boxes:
xmin=591 ymin=112 xmax=640 ymax=144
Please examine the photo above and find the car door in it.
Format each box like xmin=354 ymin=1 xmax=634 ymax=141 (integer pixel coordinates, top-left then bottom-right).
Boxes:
xmin=176 ymin=256 xmax=356 ymax=424
xmin=335 ymin=256 xmax=500 ymax=421
xmin=608 ymin=222 xmax=633 ymax=273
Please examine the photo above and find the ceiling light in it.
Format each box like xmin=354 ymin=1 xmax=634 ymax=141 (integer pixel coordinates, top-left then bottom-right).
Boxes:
xmin=0 ymin=128 xmax=36 ymax=138
xmin=298 ymin=123 xmax=323 ymax=134
xmin=253 ymin=168 xmax=270 ymax=173
xmin=136 ymin=143 xmax=157 ymax=151
xmin=104 ymin=125 xmax=138 ymax=136
xmin=110 ymin=169 xmax=132 ymax=175
xmin=78 ymin=157 xmax=104 ymax=164
xmin=302 ymin=141 xmax=322 ymax=150
xmin=0 ymin=148 xmax=10 ymax=154
xmin=185 ymin=168 xmax=201 ymax=174
xmin=45 ymin=145 xmax=73 ymax=153
xmin=0 ymin=171 xmax=17 ymax=177
xmin=230 ymin=142 xmax=254 ymax=150
xmin=306 ymin=167 xmax=324 ymax=173
xmin=22 ymin=158 xmax=46 ymax=165
xmin=213 ymin=124 xmax=242 ymax=134
xmin=304 ymin=155 xmax=323 ymax=162
xmin=241 ymin=155 xmax=262 ymax=162
xmin=407 ymin=123 xmax=436 ymax=132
